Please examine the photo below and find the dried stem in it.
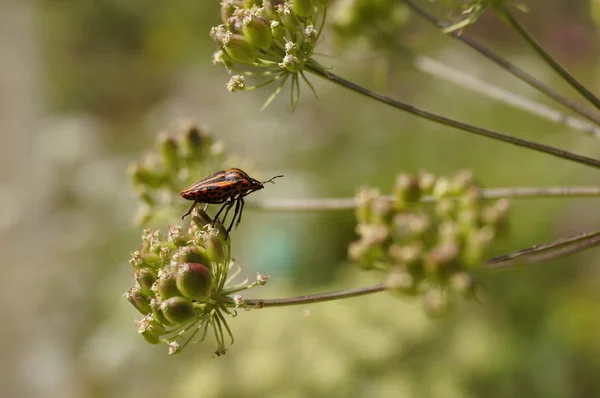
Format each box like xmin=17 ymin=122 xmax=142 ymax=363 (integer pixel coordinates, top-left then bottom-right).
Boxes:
xmin=401 ymin=0 xmax=600 ymax=126
xmin=496 ymin=3 xmax=600 ymax=112
xmin=304 ymin=63 xmax=600 ymax=170
xmin=249 ymin=186 xmax=600 ymax=212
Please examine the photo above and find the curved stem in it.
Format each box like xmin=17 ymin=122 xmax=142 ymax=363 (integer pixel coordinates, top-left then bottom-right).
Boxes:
xmin=304 ymin=63 xmax=600 ymax=170
xmin=243 ymin=283 xmax=388 ymax=308
xmin=486 ymin=229 xmax=600 ymax=269
xmin=496 ymin=3 xmax=600 ymax=112
xmin=401 ymin=0 xmax=600 ymax=127
xmin=249 ymin=186 xmax=600 ymax=212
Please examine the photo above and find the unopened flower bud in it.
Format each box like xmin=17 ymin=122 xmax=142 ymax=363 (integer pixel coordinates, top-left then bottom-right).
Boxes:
xmin=256 ymin=273 xmax=270 ymax=285
xmin=129 ymin=164 xmax=164 ymax=188
xmin=177 ymin=263 xmax=213 ymax=301
xmin=424 ymin=241 xmax=459 ymax=279
xmin=126 ymin=287 xmax=152 ymax=315
xmin=185 ymin=246 xmax=212 ymax=267
xmin=270 ymin=20 xmax=286 ymax=40
xmin=432 ymin=177 xmax=451 ymax=199
xmin=233 ymin=294 xmax=245 ymax=306
xmin=168 ymin=341 xmax=181 ymax=355
xmin=450 ymin=272 xmax=475 ymax=298
xmin=450 ymin=170 xmax=474 ymax=195
xmin=150 ymin=297 xmax=174 ymax=326
xmin=223 ymin=33 xmax=257 ymax=64
xmin=158 ymin=133 xmax=180 ymax=171
xmin=279 ymin=54 xmax=300 ymax=72
xmin=387 ymin=267 xmax=418 ymax=296
xmin=161 ymin=296 xmax=196 ymax=325
xmin=205 ymin=234 xmax=227 ymax=263
xmin=423 ymin=288 xmax=451 ymax=317
xmin=355 ymin=188 xmax=379 ymax=224
xmin=243 ymin=15 xmax=272 ymax=50
xmin=394 ymin=173 xmax=421 ymax=209
xmin=135 ymin=268 xmax=158 ymax=297
xmin=155 ymin=271 xmax=182 ymax=300
xmin=137 ymin=315 xmax=166 ymax=344
xmin=292 ymin=0 xmax=314 ymax=17
xmin=280 ymin=4 xmax=302 ymax=31
xmin=418 ymin=172 xmax=436 ymax=193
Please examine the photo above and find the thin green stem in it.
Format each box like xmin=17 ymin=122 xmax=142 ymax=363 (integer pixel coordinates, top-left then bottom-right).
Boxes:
xmin=304 ymin=63 xmax=600 ymax=170
xmin=496 ymin=3 xmax=600 ymax=112
xmin=243 ymin=283 xmax=389 ymax=308
xmin=249 ymin=186 xmax=600 ymax=212
xmin=401 ymin=0 xmax=600 ymax=127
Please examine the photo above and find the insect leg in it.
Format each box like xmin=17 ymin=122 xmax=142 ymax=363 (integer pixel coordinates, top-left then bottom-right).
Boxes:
xmin=181 ymin=200 xmax=198 ymax=219
xmin=235 ymin=197 xmax=245 ymax=228
xmin=213 ymin=201 xmax=232 ymax=224
xmin=227 ymin=198 xmax=241 ymax=236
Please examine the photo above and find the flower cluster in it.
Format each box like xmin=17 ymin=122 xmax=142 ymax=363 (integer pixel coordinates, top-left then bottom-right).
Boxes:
xmin=211 ymin=0 xmax=327 ymax=109
xmin=348 ymin=171 xmax=510 ymax=316
xmin=128 ymin=123 xmax=254 ymax=225
xmin=126 ymin=209 xmax=269 ymax=355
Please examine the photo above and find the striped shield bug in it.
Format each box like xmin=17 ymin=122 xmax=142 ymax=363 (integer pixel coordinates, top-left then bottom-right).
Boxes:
xmin=180 ymin=168 xmax=283 ymax=238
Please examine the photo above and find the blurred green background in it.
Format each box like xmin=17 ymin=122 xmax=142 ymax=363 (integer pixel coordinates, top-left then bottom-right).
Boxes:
xmin=3 ymin=0 xmax=600 ymax=397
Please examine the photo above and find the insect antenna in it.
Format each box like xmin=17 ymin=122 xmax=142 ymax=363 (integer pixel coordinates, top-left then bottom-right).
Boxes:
xmin=262 ymin=174 xmax=284 ymax=184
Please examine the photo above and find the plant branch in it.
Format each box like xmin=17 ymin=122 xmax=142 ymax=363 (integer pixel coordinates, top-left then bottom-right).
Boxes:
xmin=415 ymin=56 xmax=600 ymax=139
xmin=304 ymin=63 xmax=600 ymax=170
xmin=243 ymin=283 xmax=389 ymax=308
xmin=496 ymin=3 xmax=600 ymax=112
xmin=249 ymin=186 xmax=600 ymax=212
xmin=486 ymin=229 xmax=600 ymax=269
xmin=401 ymin=0 xmax=600 ymax=126
xmin=240 ymin=229 xmax=600 ymax=309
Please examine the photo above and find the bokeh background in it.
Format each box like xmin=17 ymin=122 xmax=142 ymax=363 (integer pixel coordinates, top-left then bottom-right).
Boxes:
xmin=3 ymin=0 xmax=600 ymax=397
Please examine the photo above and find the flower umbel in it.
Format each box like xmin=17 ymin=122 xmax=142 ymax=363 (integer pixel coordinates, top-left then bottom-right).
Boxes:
xmin=349 ymin=171 xmax=510 ymax=316
xmin=126 ymin=208 xmax=267 ymax=355
xmin=211 ymin=0 xmax=328 ymax=110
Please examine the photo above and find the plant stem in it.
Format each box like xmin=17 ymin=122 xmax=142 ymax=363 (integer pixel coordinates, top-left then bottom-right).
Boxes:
xmin=496 ymin=3 xmax=600 ymax=112
xmin=486 ymin=229 xmax=600 ymax=269
xmin=249 ymin=186 xmax=600 ymax=212
xmin=243 ymin=283 xmax=388 ymax=308
xmin=401 ymin=0 xmax=600 ymax=127
xmin=415 ymin=56 xmax=600 ymax=139
xmin=304 ymin=63 xmax=600 ymax=170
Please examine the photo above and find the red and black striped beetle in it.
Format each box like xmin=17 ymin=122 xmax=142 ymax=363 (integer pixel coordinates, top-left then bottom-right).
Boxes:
xmin=180 ymin=168 xmax=283 ymax=238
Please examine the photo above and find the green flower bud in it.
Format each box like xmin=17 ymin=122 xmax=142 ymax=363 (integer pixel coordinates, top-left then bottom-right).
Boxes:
xmin=270 ymin=20 xmax=286 ymax=40
xmin=388 ymin=242 xmax=423 ymax=265
xmin=292 ymin=0 xmax=314 ymax=17
xmin=243 ymin=15 xmax=273 ymax=50
xmin=393 ymin=213 xmax=430 ymax=241
xmin=422 ymin=288 xmax=451 ymax=318
xmin=355 ymin=187 xmax=379 ymax=224
xmin=129 ymin=164 xmax=164 ymax=188
xmin=449 ymin=272 xmax=476 ymax=298
xmin=126 ymin=287 xmax=152 ymax=315
xmin=150 ymin=297 xmax=175 ymax=326
xmin=177 ymin=263 xmax=213 ymax=301
xmin=424 ymin=241 xmax=459 ymax=279
xmin=394 ymin=173 xmax=421 ymax=209
xmin=432 ymin=177 xmax=451 ymax=199
xmin=155 ymin=271 xmax=182 ymax=300
xmin=435 ymin=199 xmax=454 ymax=219
xmin=370 ymin=197 xmax=393 ymax=225
xmin=137 ymin=315 xmax=166 ymax=344
xmin=135 ymin=268 xmax=158 ymax=297
xmin=161 ymin=296 xmax=196 ymax=325
xmin=192 ymin=208 xmax=213 ymax=229
xmin=279 ymin=54 xmax=301 ymax=72
xmin=280 ymin=4 xmax=302 ymax=31
xmin=450 ymin=169 xmax=474 ymax=195
xmin=418 ymin=172 xmax=436 ymax=194
xmin=387 ymin=267 xmax=418 ymax=296
xmin=223 ymin=33 xmax=258 ymax=64
xmin=263 ymin=0 xmax=278 ymax=18
xmin=158 ymin=133 xmax=180 ymax=171
xmin=348 ymin=240 xmax=387 ymax=270
xmin=221 ymin=0 xmax=241 ymax=23
xmin=205 ymin=234 xmax=227 ymax=263
xmin=185 ymin=246 xmax=212 ymax=268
